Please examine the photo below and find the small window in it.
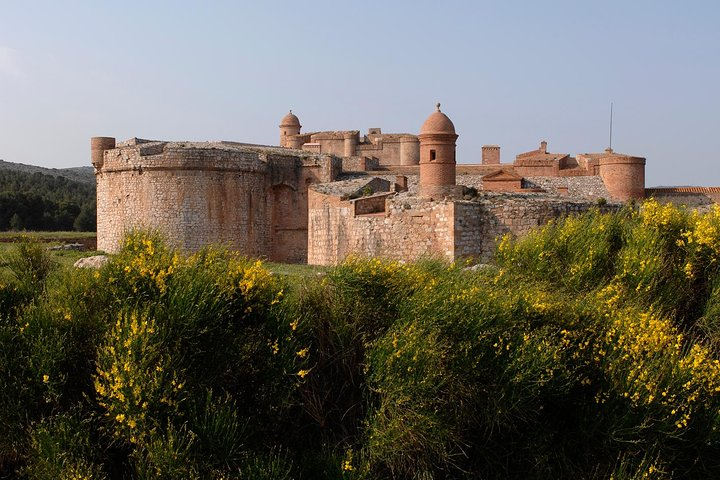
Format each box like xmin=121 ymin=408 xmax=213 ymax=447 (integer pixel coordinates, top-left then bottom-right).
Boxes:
xmin=430 ymin=149 xmax=436 ymax=161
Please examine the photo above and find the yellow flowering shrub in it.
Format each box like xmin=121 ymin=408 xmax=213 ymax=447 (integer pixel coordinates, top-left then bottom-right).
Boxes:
xmin=593 ymin=297 xmax=720 ymax=439
xmin=94 ymin=310 xmax=183 ymax=445
xmin=105 ymin=231 xmax=180 ymax=299
xmin=496 ymin=209 xmax=625 ymax=291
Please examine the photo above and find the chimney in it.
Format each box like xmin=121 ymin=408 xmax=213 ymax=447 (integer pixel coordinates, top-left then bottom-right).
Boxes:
xmin=481 ymin=145 xmax=500 ymax=165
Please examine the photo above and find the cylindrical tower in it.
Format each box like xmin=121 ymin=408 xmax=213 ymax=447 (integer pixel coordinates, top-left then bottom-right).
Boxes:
xmin=343 ymin=131 xmax=357 ymax=157
xmin=279 ymin=110 xmax=301 ymax=148
xmin=418 ymin=103 xmax=459 ymax=199
xmin=598 ymin=149 xmax=646 ymax=201
xmin=399 ymin=135 xmax=420 ymax=165
xmin=91 ymin=137 xmax=116 ymax=169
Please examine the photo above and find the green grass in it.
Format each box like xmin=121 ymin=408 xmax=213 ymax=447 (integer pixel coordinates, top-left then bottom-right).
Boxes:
xmin=0 ymin=234 xmax=100 ymax=276
xmin=0 ymin=231 xmax=96 ymax=241
xmin=264 ymin=261 xmax=327 ymax=277
xmin=0 ymin=238 xmax=322 ymax=280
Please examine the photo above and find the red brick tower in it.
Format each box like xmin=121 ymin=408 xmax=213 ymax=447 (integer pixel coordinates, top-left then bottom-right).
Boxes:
xmin=418 ymin=103 xmax=460 ymax=199
xmin=598 ymin=148 xmax=646 ymax=201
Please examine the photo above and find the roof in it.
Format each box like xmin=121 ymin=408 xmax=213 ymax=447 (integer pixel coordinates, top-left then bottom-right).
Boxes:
xmin=419 ymin=103 xmax=456 ymax=135
xmin=279 ymin=110 xmax=301 ymax=127
xmin=482 ymin=170 xmax=523 ymax=182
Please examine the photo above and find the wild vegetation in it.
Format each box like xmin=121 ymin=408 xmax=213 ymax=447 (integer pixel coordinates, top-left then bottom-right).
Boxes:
xmin=0 ymin=169 xmax=96 ymax=231
xmin=1 ymin=200 xmax=720 ymax=479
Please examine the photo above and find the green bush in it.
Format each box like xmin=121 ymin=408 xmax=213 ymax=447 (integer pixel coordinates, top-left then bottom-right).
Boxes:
xmin=5 ymin=237 xmax=56 ymax=299
xmin=4 ymin=213 xmax=720 ymax=478
xmin=23 ymin=409 xmax=107 ymax=480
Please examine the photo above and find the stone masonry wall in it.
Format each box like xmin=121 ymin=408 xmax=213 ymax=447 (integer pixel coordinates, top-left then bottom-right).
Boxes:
xmin=647 ymin=189 xmax=720 ymax=213
xmin=97 ymin=146 xmax=271 ymax=255
xmin=308 ymin=192 xmax=455 ymax=265
xmin=308 ymin=189 xmax=621 ymax=265
xmin=522 ymin=176 xmax=611 ymax=199
xmin=460 ymin=194 xmax=621 ymax=262
xmin=96 ymin=141 xmax=339 ymax=262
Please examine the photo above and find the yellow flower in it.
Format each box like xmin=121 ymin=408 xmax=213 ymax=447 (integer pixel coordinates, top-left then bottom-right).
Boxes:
xmin=115 ymin=414 xmax=125 ymax=423
xmin=42 ymin=374 xmax=49 ymax=384
xmin=297 ymin=369 xmax=310 ymax=378
xmin=342 ymin=448 xmax=354 ymax=471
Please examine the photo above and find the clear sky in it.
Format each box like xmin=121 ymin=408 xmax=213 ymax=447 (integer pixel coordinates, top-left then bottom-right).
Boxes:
xmin=0 ymin=0 xmax=718 ymax=186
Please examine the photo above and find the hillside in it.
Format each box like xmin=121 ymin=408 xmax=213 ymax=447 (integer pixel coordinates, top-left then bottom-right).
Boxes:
xmin=0 ymin=161 xmax=96 ymax=231
xmin=0 ymin=159 xmax=94 ymax=185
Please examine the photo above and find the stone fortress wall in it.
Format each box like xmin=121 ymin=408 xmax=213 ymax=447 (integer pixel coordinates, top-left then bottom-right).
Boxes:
xmin=93 ymin=105 xmax=717 ymax=265
xmin=93 ymin=137 xmax=340 ymax=263
xmin=307 ymin=189 xmax=618 ymax=265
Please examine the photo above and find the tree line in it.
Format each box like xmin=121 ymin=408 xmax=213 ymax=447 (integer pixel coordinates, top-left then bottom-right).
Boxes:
xmin=0 ymin=170 xmax=95 ymax=231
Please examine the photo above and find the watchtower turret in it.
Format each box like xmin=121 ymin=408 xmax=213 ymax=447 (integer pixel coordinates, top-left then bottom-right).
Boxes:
xmin=279 ymin=110 xmax=301 ymax=148
xmin=418 ymin=103 xmax=459 ymax=199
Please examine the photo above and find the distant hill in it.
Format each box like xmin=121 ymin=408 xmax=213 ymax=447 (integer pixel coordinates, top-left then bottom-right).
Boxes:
xmin=0 ymin=159 xmax=96 ymax=231
xmin=0 ymin=159 xmax=94 ymax=185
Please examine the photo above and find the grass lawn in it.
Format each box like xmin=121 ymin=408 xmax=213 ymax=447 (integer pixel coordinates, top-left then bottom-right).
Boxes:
xmin=264 ymin=261 xmax=327 ymax=277
xmin=0 ymin=233 xmax=325 ymax=281
xmin=0 ymin=231 xmax=96 ymax=241
xmin=0 ymin=232 xmax=100 ymax=277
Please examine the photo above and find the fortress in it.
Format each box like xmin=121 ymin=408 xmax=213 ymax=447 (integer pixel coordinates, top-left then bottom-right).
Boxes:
xmin=92 ymin=106 xmax=720 ymax=265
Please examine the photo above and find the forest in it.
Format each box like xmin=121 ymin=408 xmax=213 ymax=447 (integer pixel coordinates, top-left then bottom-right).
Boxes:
xmin=0 ymin=169 xmax=96 ymax=232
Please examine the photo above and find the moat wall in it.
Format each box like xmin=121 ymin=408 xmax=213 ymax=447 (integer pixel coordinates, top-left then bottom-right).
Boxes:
xmin=308 ymin=191 xmax=619 ymax=265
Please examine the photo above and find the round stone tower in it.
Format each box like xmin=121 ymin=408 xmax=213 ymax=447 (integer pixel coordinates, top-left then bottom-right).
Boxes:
xmin=598 ymin=148 xmax=646 ymax=201
xmin=343 ymin=131 xmax=357 ymax=157
xmin=279 ymin=110 xmax=301 ymax=148
xmin=90 ymin=136 xmax=116 ymax=170
xmin=418 ymin=103 xmax=460 ymax=199
xmin=399 ymin=135 xmax=420 ymax=166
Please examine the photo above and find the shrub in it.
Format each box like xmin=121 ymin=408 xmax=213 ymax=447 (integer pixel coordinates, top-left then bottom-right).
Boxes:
xmin=131 ymin=423 xmax=199 ymax=480
xmin=23 ymin=409 xmax=107 ymax=480
xmin=5 ymin=237 xmax=56 ymax=299
xmin=495 ymin=208 xmax=626 ymax=292
xmin=94 ymin=308 xmax=182 ymax=447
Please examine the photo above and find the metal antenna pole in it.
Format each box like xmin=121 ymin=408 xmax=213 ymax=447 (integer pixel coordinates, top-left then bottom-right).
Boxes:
xmin=609 ymin=102 xmax=613 ymax=151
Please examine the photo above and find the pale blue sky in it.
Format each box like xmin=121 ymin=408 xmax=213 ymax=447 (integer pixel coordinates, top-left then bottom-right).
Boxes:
xmin=0 ymin=1 xmax=718 ymax=186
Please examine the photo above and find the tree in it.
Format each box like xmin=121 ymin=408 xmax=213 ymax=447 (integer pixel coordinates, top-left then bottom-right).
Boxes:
xmin=9 ymin=213 xmax=23 ymax=231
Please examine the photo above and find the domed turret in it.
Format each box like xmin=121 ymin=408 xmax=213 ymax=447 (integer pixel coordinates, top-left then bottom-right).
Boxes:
xmin=420 ymin=105 xmax=456 ymax=136
xmin=279 ymin=110 xmax=301 ymax=148
xmin=418 ymin=103 xmax=460 ymax=199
